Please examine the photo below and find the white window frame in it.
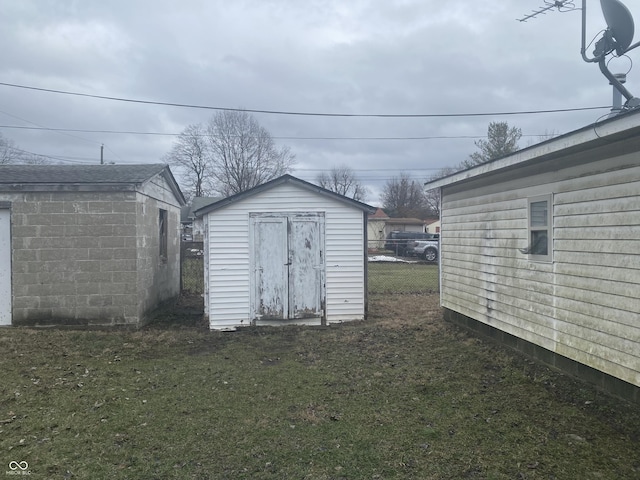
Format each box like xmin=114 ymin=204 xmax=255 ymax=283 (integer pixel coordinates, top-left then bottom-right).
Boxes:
xmin=527 ymin=194 xmax=553 ymax=262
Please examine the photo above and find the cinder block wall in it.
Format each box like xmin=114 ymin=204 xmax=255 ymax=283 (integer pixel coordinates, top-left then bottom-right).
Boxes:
xmin=6 ymin=191 xmax=141 ymax=326
xmin=135 ymin=194 xmax=181 ymax=319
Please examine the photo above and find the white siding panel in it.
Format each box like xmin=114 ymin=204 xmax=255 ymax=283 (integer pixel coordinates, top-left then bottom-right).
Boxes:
xmin=205 ymin=183 xmax=366 ymax=329
xmin=555 ymin=211 xmax=640 ymax=228
xmin=555 ymin=251 xmax=640 ymax=269
xmin=441 ymin=156 xmax=640 ymax=386
xmin=555 ymin=196 xmax=640 ymax=215
xmin=554 ymin=262 xmax=640 ymax=286
xmin=554 ymin=225 xmax=638 ymax=240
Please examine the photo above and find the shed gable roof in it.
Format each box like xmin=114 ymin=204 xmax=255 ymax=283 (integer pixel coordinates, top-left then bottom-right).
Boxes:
xmin=194 ymin=174 xmax=376 ymax=217
xmin=0 ymin=164 xmax=186 ymax=205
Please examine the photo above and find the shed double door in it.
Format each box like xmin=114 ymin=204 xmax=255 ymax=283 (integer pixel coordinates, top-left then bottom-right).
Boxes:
xmin=250 ymin=213 xmax=325 ymax=324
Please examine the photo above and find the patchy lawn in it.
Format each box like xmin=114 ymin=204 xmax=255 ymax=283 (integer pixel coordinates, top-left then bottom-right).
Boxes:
xmin=368 ymin=262 xmax=439 ymax=294
xmin=0 ymin=294 xmax=639 ymax=479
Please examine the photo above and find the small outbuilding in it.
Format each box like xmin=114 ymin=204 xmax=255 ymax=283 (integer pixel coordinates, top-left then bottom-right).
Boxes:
xmin=424 ymin=110 xmax=640 ymax=402
xmin=195 ymin=174 xmax=376 ymax=330
xmin=0 ymin=164 xmax=185 ymax=327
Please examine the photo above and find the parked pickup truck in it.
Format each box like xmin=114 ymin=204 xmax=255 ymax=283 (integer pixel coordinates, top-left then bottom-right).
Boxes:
xmin=405 ymin=239 xmax=439 ymax=262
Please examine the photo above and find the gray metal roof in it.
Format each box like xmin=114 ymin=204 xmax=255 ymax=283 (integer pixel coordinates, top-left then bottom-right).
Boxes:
xmin=0 ymin=163 xmax=168 ymax=184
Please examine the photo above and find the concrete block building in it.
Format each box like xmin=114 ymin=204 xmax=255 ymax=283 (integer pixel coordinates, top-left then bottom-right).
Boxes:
xmin=0 ymin=164 xmax=185 ymax=327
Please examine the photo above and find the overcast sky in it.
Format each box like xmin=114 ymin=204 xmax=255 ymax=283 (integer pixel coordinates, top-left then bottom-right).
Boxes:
xmin=1 ymin=0 xmax=637 ymax=204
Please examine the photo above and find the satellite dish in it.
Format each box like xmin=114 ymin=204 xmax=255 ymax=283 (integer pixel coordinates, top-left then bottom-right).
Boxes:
xmin=579 ymin=0 xmax=640 ymax=111
xmin=601 ymin=0 xmax=635 ymax=54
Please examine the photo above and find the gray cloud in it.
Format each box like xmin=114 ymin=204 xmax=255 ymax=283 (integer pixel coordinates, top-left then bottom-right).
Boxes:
xmin=0 ymin=0 xmax=636 ymax=203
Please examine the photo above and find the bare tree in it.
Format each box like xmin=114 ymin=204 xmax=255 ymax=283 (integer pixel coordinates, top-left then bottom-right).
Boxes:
xmin=0 ymin=132 xmax=53 ymax=165
xmin=164 ymin=123 xmax=211 ymax=198
xmin=19 ymin=153 xmax=51 ymax=165
xmin=206 ymin=110 xmax=296 ymax=196
xmin=526 ymin=129 xmax=559 ymax=147
xmin=381 ymin=173 xmax=428 ymax=218
xmin=463 ymin=121 xmax=521 ymax=168
xmin=316 ymin=165 xmax=367 ymax=201
xmin=423 ymin=166 xmax=458 ymax=217
xmin=0 ymin=132 xmax=18 ymax=165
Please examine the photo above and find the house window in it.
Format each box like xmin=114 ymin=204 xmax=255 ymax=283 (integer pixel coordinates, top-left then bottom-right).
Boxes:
xmin=159 ymin=209 xmax=168 ymax=261
xmin=527 ymin=195 xmax=552 ymax=261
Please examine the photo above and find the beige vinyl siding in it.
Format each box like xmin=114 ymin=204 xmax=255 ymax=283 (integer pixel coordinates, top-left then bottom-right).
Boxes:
xmin=441 ymin=155 xmax=640 ymax=386
xmin=205 ymin=183 xmax=366 ymax=329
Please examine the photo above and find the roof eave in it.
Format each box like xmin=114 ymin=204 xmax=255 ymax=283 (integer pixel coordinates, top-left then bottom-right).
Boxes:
xmin=0 ymin=183 xmax=140 ymax=192
xmin=424 ymin=109 xmax=640 ymax=190
xmin=158 ymin=166 xmax=187 ymax=206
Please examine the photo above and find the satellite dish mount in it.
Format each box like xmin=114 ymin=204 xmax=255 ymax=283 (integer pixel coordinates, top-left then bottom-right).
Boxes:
xmin=582 ymin=0 xmax=640 ymax=110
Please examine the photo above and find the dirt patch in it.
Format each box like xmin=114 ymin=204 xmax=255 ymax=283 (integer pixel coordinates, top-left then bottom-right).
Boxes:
xmin=144 ymin=294 xmax=205 ymax=329
xmin=369 ymin=293 xmax=444 ymax=329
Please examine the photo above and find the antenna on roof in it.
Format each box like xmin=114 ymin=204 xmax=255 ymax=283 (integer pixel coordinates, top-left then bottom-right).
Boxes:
xmin=581 ymin=0 xmax=640 ymax=111
xmin=517 ymin=1 xmax=576 ymax=22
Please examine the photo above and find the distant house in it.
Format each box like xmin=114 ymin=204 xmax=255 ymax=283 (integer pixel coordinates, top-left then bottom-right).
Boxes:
xmin=424 ymin=218 xmax=441 ymax=235
xmin=0 ymin=164 xmax=185 ymax=327
xmin=195 ymin=174 xmax=376 ymax=330
xmin=367 ymin=208 xmax=389 ymax=250
xmin=367 ymin=209 xmax=436 ymax=250
xmin=383 ymin=217 xmax=426 ymax=234
xmin=424 ymin=110 xmax=640 ymax=402
xmin=180 ymin=197 xmax=220 ymax=241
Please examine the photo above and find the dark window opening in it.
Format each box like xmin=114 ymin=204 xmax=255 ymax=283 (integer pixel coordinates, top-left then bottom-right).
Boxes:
xmin=159 ymin=209 xmax=168 ymax=261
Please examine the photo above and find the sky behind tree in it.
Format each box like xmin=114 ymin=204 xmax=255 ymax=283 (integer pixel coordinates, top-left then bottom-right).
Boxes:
xmin=0 ymin=0 xmax=636 ymax=203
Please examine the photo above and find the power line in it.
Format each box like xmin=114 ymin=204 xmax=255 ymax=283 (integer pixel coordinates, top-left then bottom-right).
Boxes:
xmin=0 ymin=124 xmax=558 ymax=141
xmin=3 ymin=144 xmax=450 ymax=171
xmin=6 ymin=145 xmax=86 ymax=164
xmin=0 ymin=108 xmax=97 ymax=146
xmin=0 ymin=108 xmax=125 ymax=163
xmin=0 ymin=81 xmax=610 ymax=118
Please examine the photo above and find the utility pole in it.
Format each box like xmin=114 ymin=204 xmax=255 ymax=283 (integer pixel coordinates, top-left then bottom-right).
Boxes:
xmin=100 ymin=144 xmax=104 ymax=165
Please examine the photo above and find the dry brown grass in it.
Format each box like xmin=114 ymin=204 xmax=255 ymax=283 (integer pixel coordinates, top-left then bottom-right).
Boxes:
xmin=368 ymin=293 xmax=444 ymax=328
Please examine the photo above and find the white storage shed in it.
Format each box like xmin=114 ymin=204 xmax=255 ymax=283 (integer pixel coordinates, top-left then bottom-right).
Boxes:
xmin=195 ymin=175 xmax=376 ymax=330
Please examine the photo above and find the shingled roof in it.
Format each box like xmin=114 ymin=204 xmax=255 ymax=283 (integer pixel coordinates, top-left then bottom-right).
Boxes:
xmin=0 ymin=163 xmax=186 ymax=205
xmin=0 ymin=164 xmax=168 ymax=184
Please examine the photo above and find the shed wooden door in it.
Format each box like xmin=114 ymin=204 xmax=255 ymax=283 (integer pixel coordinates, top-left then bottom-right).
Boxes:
xmin=0 ymin=209 xmax=11 ymax=325
xmin=251 ymin=213 xmax=325 ymax=323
